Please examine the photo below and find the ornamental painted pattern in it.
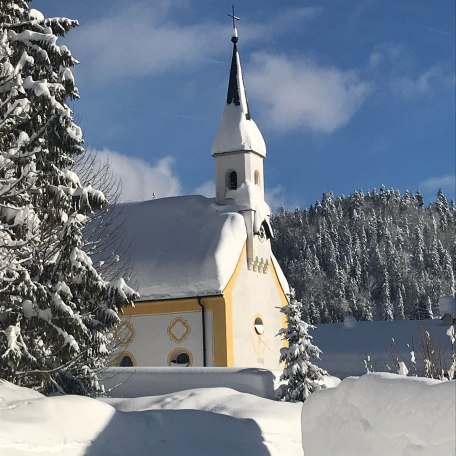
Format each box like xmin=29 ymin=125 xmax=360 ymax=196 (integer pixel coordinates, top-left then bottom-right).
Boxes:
xmin=113 ymin=321 xmax=135 ymax=346
xmin=167 ymin=317 xmax=191 ymax=343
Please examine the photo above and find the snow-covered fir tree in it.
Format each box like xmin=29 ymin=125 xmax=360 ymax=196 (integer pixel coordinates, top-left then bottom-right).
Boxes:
xmin=272 ymin=187 xmax=456 ymax=323
xmin=278 ymin=291 xmax=327 ymax=402
xmin=0 ymin=1 xmax=138 ymax=395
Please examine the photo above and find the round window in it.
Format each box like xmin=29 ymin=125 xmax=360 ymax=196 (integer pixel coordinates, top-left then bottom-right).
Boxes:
xmin=168 ymin=348 xmax=193 ymax=367
xmin=254 ymin=317 xmax=264 ymax=335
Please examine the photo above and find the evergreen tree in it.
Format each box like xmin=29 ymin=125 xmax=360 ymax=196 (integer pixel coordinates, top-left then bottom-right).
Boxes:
xmin=278 ymin=291 xmax=327 ymax=402
xmin=0 ymin=1 xmax=137 ymax=395
xmin=272 ymin=187 xmax=456 ymax=323
xmin=380 ymin=269 xmax=393 ymax=320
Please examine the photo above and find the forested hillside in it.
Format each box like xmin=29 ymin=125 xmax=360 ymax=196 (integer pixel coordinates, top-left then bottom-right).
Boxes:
xmin=271 ymin=187 xmax=456 ymax=323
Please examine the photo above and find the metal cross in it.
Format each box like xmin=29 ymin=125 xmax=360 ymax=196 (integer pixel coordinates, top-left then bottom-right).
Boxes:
xmin=228 ymin=5 xmax=240 ymax=29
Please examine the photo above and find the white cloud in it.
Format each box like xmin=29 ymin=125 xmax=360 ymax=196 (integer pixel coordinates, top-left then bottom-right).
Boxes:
xmin=419 ymin=175 xmax=456 ymax=198
xmin=70 ymin=3 xmax=226 ymax=81
xmin=366 ymin=43 xmax=454 ymax=99
xmin=390 ymin=66 xmax=454 ymax=98
xmin=368 ymin=42 xmax=404 ymax=69
xmin=265 ymin=185 xmax=298 ymax=212
xmin=68 ymin=3 xmax=323 ymax=83
xmin=246 ymin=53 xmax=371 ymax=133
xmin=193 ymin=180 xmax=215 ymax=198
xmin=93 ymin=149 xmax=181 ymax=202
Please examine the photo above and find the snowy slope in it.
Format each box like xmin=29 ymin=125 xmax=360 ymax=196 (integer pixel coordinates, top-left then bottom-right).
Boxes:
xmin=312 ymin=318 xmax=453 ymax=378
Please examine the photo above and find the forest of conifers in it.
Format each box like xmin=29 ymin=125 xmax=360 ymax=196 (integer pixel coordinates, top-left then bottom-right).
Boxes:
xmin=271 ymin=187 xmax=455 ymax=324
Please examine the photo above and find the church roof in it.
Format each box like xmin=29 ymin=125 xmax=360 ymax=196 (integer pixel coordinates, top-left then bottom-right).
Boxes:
xmin=211 ymin=26 xmax=266 ymax=157
xmin=104 ymin=194 xmax=289 ymax=301
xmin=116 ymin=196 xmax=247 ymax=301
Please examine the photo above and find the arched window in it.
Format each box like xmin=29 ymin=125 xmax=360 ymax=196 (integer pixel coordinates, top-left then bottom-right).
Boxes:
xmin=226 ymin=170 xmax=238 ymax=190
xmin=254 ymin=170 xmax=260 ymax=186
xmin=119 ymin=355 xmax=134 ymax=367
xmin=115 ymin=351 xmax=136 ymax=367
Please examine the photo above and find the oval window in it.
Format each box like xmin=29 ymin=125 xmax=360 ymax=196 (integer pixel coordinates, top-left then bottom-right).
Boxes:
xmin=254 ymin=317 xmax=264 ymax=335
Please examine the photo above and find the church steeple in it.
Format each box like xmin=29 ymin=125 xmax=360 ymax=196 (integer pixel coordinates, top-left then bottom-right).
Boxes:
xmin=226 ymin=26 xmax=250 ymax=119
xmin=212 ymin=17 xmax=266 ymax=205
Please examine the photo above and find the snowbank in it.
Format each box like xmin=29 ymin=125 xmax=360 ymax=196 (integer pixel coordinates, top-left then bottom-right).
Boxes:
xmin=0 ymin=381 xmax=301 ymax=456
xmin=102 ymin=366 xmax=276 ymax=399
xmin=302 ymin=373 xmax=456 ymax=456
xmin=1 ymin=374 xmax=454 ymax=455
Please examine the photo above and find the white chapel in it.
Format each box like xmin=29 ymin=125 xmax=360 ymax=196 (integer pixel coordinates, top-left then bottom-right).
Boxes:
xmin=111 ymin=23 xmax=290 ymax=370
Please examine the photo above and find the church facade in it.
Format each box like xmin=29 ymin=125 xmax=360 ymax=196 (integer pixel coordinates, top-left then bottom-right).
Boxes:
xmin=112 ymin=24 xmax=290 ymax=370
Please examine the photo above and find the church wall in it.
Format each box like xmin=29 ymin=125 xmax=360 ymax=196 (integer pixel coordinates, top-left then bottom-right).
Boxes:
xmin=114 ymin=296 xmax=230 ymax=367
xmin=228 ymin=247 xmax=287 ymax=369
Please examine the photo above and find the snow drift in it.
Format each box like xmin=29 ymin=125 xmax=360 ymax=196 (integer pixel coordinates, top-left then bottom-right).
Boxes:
xmin=302 ymin=373 xmax=456 ymax=456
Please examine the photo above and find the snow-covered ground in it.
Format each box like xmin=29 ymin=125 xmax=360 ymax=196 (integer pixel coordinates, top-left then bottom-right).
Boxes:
xmin=0 ymin=373 xmax=454 ymax=455
xmin=312 ymin=318 xmax=454 ymax=378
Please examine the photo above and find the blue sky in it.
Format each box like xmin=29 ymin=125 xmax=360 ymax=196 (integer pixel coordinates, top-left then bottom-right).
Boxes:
xmin=39 ymin=0 xmax=455 ymax=208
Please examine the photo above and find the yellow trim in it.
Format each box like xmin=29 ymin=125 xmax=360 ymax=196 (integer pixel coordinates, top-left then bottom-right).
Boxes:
xmin=122 ymin=299 xmax=202 ymax=315
xmin=222 ymin=243 xmax=248 ymax=366
xmin=199 ymin=297 xmax=227 ymax=367
xmin=269 ymin=256 xmax=289 ymax=347
xmin=113 ymin=351 xmax=137 ymax=366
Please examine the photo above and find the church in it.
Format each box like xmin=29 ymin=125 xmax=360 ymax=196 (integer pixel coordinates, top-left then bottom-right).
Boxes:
xmin=112 ymin=23 xmax=290 ymax=370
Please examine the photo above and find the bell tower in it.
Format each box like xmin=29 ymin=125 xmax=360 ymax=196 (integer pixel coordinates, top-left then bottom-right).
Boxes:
xmin=211 ymin=20 xmax=266 ymax=206
xmin=212 ymin=16 xmax=273 ymax=272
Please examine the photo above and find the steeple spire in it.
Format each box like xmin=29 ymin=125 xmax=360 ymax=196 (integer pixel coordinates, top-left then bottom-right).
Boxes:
xmin=211 ymin=15 xmax=266 ymax=157
xmin=226 ymin=7 xmax=250 ymax=119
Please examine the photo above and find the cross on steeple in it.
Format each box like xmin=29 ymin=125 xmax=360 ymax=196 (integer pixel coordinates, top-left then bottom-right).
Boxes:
xmin=228 ymin=5 xmax=239 ymax=30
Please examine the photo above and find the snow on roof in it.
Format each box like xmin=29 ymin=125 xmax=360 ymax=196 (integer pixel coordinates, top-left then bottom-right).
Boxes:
xmin=212 ymin=104 xmax=266 ymax=157
xmin=211 ymin=29 xmax=266 ymax=157
xmin=117 ymin=196 xmax=247 ymax=300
